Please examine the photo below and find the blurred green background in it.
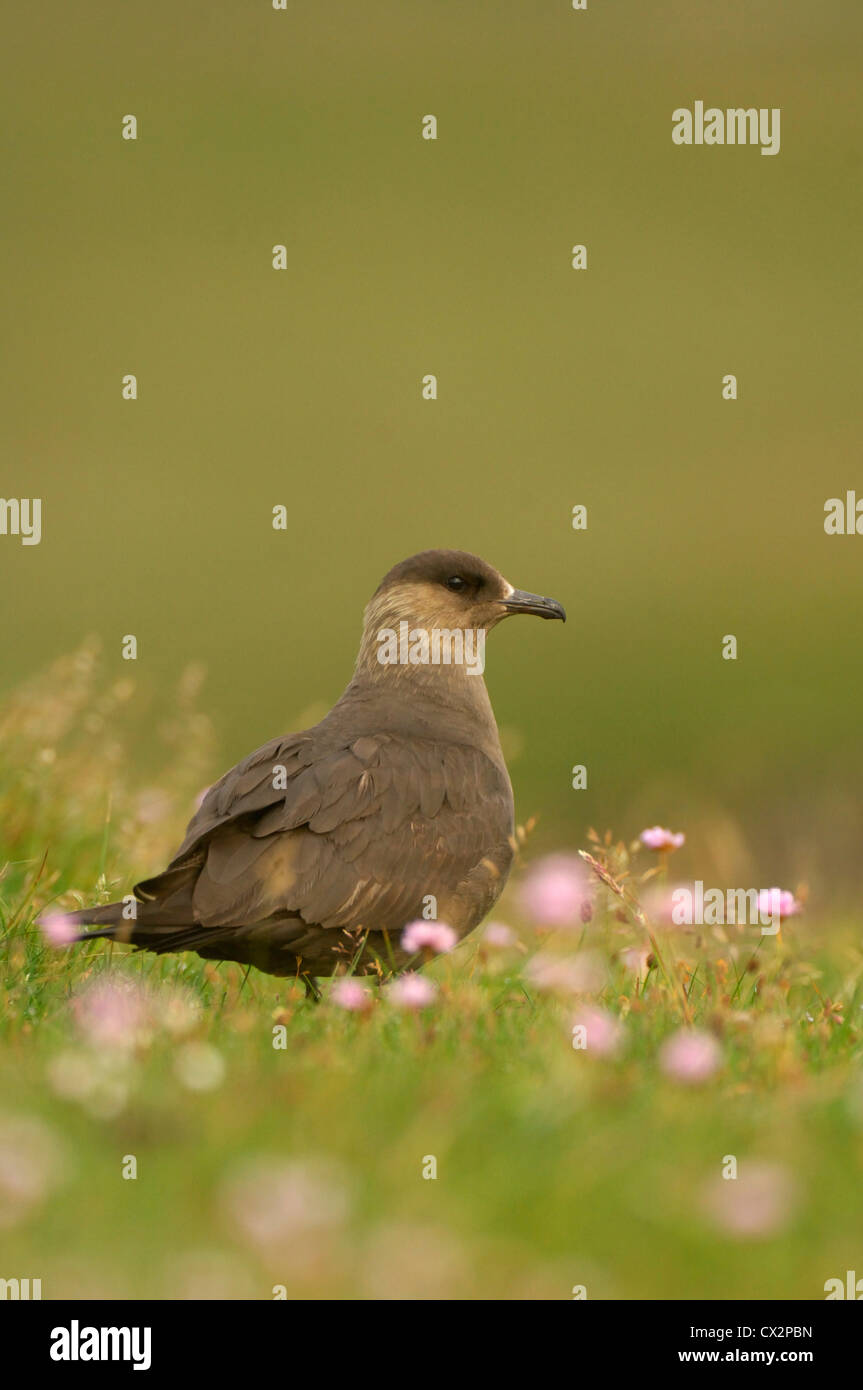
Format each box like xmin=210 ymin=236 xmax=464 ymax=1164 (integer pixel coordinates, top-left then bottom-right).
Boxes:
xmin=3 ymin=0 xmax=862 ymax=900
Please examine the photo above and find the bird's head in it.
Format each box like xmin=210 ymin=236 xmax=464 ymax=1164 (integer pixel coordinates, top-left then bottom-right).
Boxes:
xmin=370 ymin=549 xmax=565 ymax=630
xmin=354 ymin=549 xmax=565 ymax=686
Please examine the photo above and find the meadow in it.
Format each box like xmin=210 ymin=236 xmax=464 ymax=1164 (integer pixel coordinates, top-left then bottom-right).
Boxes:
xmin=1 ymin=645 xmax=861 ymax=1300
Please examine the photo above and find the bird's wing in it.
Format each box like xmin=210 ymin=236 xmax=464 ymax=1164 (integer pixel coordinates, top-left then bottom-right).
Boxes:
xmin=168 ymin=732 xmax=316 ymax=864
xmin=139 ymin=733 xmax=513 ymax=937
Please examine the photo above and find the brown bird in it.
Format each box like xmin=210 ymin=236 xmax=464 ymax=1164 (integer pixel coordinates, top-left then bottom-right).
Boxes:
xmin=47 ymin=550 xmax=565 ymax=991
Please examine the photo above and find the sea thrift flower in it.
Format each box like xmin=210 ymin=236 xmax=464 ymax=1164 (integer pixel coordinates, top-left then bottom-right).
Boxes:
xmin=401 ymin=921 xmax=457 ymax=955
xmin=659 ymin=1028 xmax=721 ymax=1084
xmin=222 ymin=1157 xmax=350 ymax=1252
xmin=0 ymin=1115 xmax=64 ymax=1230
xmin=482 ymin=921 xmax=516 ymax=949
xmin=361 ymin=1221 xmax=468 ymax=1301
xmin=71 ymin=977 xmax=150 ymax=1051
xmin=48 ymin=1049 xmax=112 ymax=1103
xmin=166 ymin=1250 xmax=257 ymax=1302
xmin=152 ymin=984 xmax=202 ymax=1038
xmin=524 ymin=950 xmax=605 ymax=996
xmin=641 ymin=884 xmax=680 ymax=926
xmin=755 ymin=888 xmax=801 ymax=922
xmin=47 ymin=1047 xmax=133 ymax=1120
xmin=640 ymin=826 xmax=685 ymax=852
xmin=330 ymin=978 xmax=375 ymax=1013
xmin=571 ymin=1006 xmax=623 ymax=1057
xmin=518 ymin=854 xmax=589 ymax=927
xmin=39 ymin=913 xmax=78 ymax=947
xmin=702 ymin=1162 xmax=795 ymax=1239
xmin=387 ymin=973 xmax=438 ymax=1009
xmin=174 ymin=1043 xmax=225 ymax=1092
xmin=620 ymin=945 xmax=651 ymax=979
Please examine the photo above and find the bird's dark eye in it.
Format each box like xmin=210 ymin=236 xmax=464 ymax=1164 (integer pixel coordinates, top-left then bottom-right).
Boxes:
xmin=445 ymin=576 xmax=467 ymax=592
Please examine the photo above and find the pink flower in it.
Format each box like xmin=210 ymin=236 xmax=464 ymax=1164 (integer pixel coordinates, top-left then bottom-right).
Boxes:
xmin=518 ymin=854 xmax=589 ymax=927
xmin=330 ymin=979 xmax=375 ymax=1013
xmin=71 ymin=976 xmax=150 ymax=1050
xmin=640 ymin=826 xmax=685 ymax=852
xmin=222 ymin=1157 xmax=350 ymax=1252
xmin=174 ymin=1043 xmax=225 ymax=1092
xmin=0 ymin=1115 xmax=64 ymax=1229
xmin=756 ymin=888 xmax=801 ymax=922
xmin=361 ymin=1221 xmax=467 ymax=1300
xmin=641 ymin=885 xmax=680 ymax=926
xmin=39 ymin=913 xmax=78 ymax=947
xmin=152 ymin=984 xmax=202 ymax=1038
xmin=571 ymin=1005 xmax=623 ymax=1057
xmin=401 ymin=921 xmax=457 ymax=955
xmin=482 ymin=921 xmax=516 ymax=949
xmin=387 ymin=973 xmax=438 ymax=1010
xmin=702 ymin=1162 xmax=796 ymax=1239
xmin=620 ymin=946 xmax=651 ymax=978
xmin=659 ymin=1028 xmax=721 ymax=1084
xmin=524 ymin=950 xmax=605 ymax=996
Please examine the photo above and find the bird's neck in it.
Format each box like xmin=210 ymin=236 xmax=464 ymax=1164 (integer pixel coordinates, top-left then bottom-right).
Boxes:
xmin=341 ymin=624 xmax=504 ymax=756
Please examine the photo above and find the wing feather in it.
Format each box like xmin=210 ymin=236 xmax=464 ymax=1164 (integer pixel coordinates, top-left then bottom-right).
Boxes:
xmin=139 ymin=731 xmax=513 ymax=950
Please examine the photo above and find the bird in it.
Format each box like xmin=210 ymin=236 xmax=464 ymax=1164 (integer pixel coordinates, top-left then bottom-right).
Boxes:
xmin=44 ymin=550 xmax=565 ymax=992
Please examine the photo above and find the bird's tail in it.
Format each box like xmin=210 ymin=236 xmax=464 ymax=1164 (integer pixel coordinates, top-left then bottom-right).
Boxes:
xmin=39 ymin=901 xmax=130 ymax=942
xmin=39 ymin=864 xmax=202 ymax=951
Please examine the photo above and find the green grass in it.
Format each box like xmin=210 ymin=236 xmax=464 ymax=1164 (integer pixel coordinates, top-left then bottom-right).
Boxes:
xmin=1 ymin=648 xmax=862 ymax=1300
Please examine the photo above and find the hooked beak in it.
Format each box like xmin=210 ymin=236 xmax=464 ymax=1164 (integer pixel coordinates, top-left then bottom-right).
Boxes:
xmin=500 ymin=589 xmax=566 ymax=622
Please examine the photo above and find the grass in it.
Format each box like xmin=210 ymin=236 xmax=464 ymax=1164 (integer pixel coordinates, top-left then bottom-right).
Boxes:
xmin=1 ymin=645 xmax=862 ymax=1299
